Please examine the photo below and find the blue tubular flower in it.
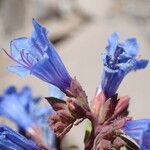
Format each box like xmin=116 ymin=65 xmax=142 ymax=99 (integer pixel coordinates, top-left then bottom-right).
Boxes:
xmin=4 ymin=19 xmax=72 ymax=92
xmin=123 ymin=119 xmax=150 ymax=149
xmin=100 ymin=32 xmax=149 ymax=98
xmin=0 ymin=86 xmax=34 ymax=132
xmin=0 ymin=125 xmax=41 ymax=150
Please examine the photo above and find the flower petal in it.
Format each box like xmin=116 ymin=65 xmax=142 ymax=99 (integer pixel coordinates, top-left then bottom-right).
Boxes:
xmin=122 ymin=38 xmax=139 ymax=57
xmin=141 ymin=129 xmax=150 ymax=149
xmin=136 ymin=59 xmax=149 ymax=70
xmin=31 ymin=58 xmax=71 ymax=92
xmin=107 ymin=32 xmax=119 ymax=55
xmin=11 ymin=37 xmax=43 ymax=63
xmin=7 ymin=66 xmax=30 ymax=77
xmin=10 ymin=37 xmax=28 ymax=61
xmin=32 ymin=18 xmax=48 ymax=50
xmin=0 ymin=125 xmax=41 ymax=150
xmin=123 ymin=119 xmax=150 ymax=144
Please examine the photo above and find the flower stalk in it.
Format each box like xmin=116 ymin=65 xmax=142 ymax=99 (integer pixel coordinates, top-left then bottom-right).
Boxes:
xmin=3 ymin=20 xmax=150 ymax=150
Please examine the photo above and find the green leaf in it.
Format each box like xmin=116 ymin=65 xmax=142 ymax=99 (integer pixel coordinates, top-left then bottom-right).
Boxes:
xmin=120 ymin=146 xmax=128 ymax=150
xmin=84 ymin=119 xmax=92 ymax=143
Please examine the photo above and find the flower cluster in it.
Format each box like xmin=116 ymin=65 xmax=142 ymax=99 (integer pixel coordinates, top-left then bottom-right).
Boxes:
xmin=2 ymin=20 xmax=150 ymax=150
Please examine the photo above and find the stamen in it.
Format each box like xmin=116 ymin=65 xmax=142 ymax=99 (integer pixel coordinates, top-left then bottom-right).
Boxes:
xmin=1 ymin=48 xmax=29 ymax=69
xmin=20 ymin=50 xmax=32 ymax=67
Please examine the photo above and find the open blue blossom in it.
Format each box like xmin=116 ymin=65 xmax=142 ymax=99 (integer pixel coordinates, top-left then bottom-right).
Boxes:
xmin=0 ymin=125 xmax=41 ymax=150
xmin=4 ymin=19 xmax=72 ymax=92
xmin=0 ymin=87 xmax=33 ymax=130
xmin=100 ymin=32 xmax=149 ymax=98
xmin=123 ymin=119 xmax=150 ymax=149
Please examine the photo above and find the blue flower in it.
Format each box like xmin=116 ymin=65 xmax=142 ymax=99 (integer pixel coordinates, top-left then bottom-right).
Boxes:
xmin=0 ymin=125 xmax=41 ymax=150
xmin=4 ymin=19 xmax=72 ymax=92
xmin=123 ymin=119 xmax=150 ymax=149
xmin=100 ymin=32 xmax=149 ymax=98
xmin=0 ymin=86 xmax=34 ymax=131
xmin=18 ymin=86 xmax=41 ymax=113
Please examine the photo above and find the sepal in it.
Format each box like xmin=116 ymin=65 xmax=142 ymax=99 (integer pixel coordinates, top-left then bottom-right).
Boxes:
xmin=45 ymin=97 xmax=66 ymax=111
xmin=66 ymin=78 xmax=89 ymax=110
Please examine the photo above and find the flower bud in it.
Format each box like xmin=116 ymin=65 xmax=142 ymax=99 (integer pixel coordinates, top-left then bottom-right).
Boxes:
xmin=67 ymin=98 xmax=86 ymax=118
xmin=113 ymin=137 xmax=126 ymax=148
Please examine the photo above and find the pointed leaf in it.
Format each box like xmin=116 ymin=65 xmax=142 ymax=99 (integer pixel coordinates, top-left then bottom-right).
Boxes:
xmin=45 ymin=97 xmax=66 ymax=104
xmin=45 ymin=97 xmax=66 ymax=111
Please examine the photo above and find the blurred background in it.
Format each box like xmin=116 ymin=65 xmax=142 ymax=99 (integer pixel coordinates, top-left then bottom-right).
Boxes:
xmin=0 ymin=0 xmax=150 ymax=149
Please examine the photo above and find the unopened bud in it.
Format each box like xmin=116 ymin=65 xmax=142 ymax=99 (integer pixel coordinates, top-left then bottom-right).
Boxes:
xmin=113 ymin=137 xmax=126 ymax=148
xmin=97 ymin=139 xmax=111 ymax=150
xmin=53 ymin=122 xmax=66 ymax=132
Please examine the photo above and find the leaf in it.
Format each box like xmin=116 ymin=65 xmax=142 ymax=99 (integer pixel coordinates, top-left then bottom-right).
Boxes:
xmin=45 ymin=97 xmax=66 ymax=104
xmin=120 ymin=146 xmax=128 ymax=150
xmin=45 ymin=97 xmax=66 ymax=111
xmin=84 ymin=119 xmax=92 ymax=143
